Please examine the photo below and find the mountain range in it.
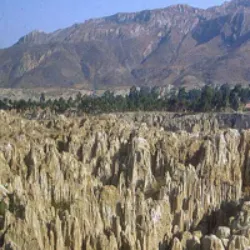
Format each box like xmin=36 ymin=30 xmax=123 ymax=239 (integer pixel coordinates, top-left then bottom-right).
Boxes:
xmin=1 ymin=0 xmax=250 ymax=89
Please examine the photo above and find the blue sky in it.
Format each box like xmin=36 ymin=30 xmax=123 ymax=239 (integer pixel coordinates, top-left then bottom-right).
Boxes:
xmin=0 ymin=0 xmax=225 ymax=48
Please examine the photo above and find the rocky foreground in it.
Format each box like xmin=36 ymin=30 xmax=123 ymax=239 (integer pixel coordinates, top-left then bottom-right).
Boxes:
xmin=1 ymin=111 xmax=250 ymax=249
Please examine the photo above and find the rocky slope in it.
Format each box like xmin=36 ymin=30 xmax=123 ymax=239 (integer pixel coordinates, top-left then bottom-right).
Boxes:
xmin=1 ymin=0 xmax=250 ymax=89
xmin=1 ymin=111 xmax=250 ymax=249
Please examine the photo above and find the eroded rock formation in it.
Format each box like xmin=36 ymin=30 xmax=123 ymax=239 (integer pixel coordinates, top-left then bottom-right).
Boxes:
xmin=1 ymin=111 xmax=250 ymax=249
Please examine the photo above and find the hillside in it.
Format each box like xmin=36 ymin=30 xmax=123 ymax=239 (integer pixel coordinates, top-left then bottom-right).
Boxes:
xmin=1 ymin=0 xmax=250 ymax=89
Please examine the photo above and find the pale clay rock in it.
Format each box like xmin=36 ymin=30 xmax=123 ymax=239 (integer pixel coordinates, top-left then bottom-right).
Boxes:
xmin=0 ymin=112 xmax=250 ymax=249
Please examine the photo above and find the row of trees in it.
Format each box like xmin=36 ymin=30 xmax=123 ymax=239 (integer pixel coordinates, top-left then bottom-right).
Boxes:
xmin=1 ymin=84 xmax=250 ymax=114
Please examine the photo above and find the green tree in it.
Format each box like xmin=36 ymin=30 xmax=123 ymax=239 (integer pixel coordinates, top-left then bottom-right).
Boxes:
xmin=40 ymin=92 xmax=46 ymax=103
xmin=220 ymin=84 xmax=231 ymax=108
xmin=199 ymin=85 xmax=215 ymax=112
xmin=229 ymin=90 xmax=240 ymax=111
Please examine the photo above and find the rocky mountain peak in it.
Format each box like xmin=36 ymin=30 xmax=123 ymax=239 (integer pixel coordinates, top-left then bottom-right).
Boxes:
xmin=229 ymin=0 xmax=250 ymax=7
xmin=220 ymin=0 xmax=250 ymax=11
xmin=17 ymin=30 xmax=48 ymax=45
xmin=105 ymin=10 xmax=152 ymax=24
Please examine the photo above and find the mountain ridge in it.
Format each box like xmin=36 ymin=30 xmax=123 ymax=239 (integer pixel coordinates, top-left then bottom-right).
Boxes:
xmin=1 ymin=0 xmax=250 ymax=89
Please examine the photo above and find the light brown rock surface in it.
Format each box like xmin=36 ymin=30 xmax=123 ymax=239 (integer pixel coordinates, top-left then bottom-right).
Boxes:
xmin=1 ymin=111 xmax=250 ymax=249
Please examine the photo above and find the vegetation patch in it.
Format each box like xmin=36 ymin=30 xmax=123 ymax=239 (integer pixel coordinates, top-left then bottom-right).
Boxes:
xmin=1 ymin=84 xmax=249 ymax=115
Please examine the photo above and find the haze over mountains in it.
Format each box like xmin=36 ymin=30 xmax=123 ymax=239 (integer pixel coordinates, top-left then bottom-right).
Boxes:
xmin=1 ymin=0 xmax=250 ymax=89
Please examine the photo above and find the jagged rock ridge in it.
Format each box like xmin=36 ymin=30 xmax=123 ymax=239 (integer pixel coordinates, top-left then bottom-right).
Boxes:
xmin=1 ymin=111 xmax=250 ymax=249
xmin=1 ymin=0 xmax=250 ymax=88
